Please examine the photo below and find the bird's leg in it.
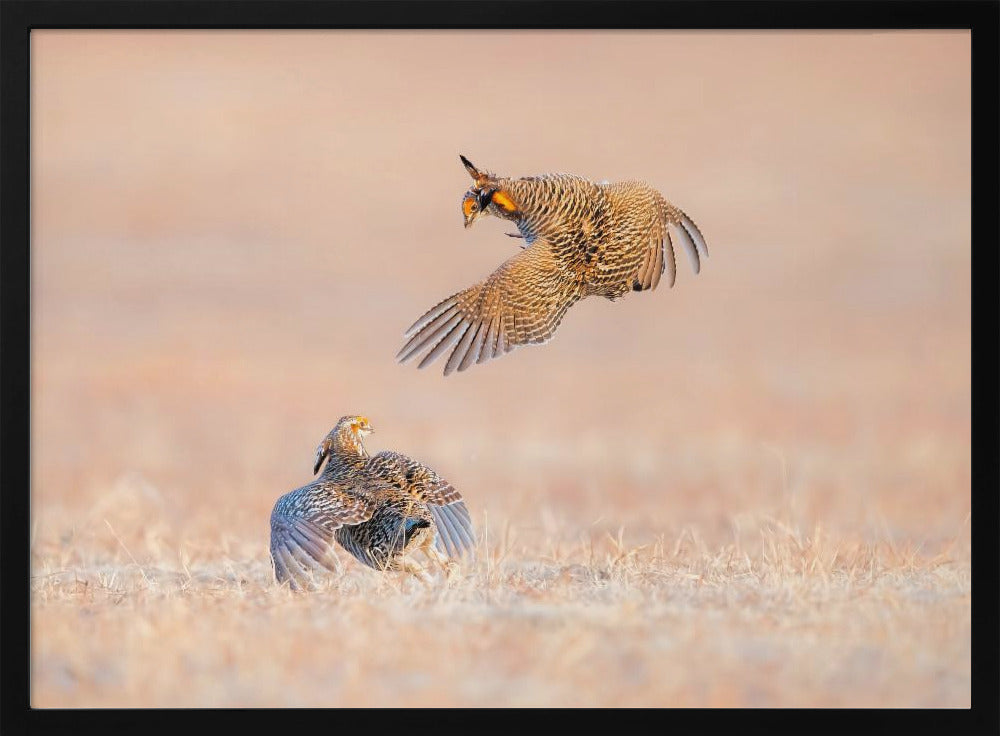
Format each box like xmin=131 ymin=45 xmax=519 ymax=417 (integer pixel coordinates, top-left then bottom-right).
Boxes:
xmin=400 ymin=558 xmax=432 ymax=584
xmin=504 ymin=232 xmax=529 ymax=249
xmin=425 ymin=541 xmax=459 ymax=579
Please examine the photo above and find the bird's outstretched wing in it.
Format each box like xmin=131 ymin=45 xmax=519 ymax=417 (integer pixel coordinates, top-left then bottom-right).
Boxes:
xmin=367 ymin=450 xmax=476 ymax=559
xmin=397 ymin=240 xmax=581 ymax=375
xmin=635 ymin=194 xmax=710 ymax=292
xmin=269 ymin=482 xmax=374 ymax=588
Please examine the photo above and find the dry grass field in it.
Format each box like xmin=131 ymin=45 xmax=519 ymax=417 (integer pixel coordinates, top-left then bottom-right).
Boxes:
xmin=30 ymin=31 xmax=971 ymax=708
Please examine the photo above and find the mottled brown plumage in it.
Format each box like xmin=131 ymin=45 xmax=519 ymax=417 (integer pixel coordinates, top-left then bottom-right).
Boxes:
xmin=269 ymin=415 xmax=475 ymax=589
xmin=397 ymin=156 xmax=708 ymax=375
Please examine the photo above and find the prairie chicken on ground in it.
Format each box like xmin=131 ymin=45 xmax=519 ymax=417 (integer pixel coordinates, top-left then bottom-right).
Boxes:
xmin=269 ymin=415 xmax=475 ymax=589
xmin=397 ymin=155 xmax=708 ymax=375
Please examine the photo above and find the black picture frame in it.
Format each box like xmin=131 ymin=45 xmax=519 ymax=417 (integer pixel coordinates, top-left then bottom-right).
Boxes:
xmin=2 ymin=2 xmax=997 ymax=733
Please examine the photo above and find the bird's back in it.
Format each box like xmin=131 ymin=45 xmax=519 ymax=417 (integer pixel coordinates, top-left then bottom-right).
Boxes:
xmin=366 ymin=449 xmax=477 ymax=559
xmin=500 ymin=174 xmax=671 ymax=296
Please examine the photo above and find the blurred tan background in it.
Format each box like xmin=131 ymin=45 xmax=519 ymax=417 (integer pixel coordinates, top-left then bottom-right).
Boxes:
xmin=31 ymin=31 xmax=970 ymax=707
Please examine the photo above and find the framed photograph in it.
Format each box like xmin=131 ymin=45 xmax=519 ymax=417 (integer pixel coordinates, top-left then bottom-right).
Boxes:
xmin=3 ymin=1 xmax=995 ymax=730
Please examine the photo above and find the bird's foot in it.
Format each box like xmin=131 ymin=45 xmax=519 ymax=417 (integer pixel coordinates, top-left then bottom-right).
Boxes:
xmin=402 ymin=559 xmax=433 ymax=584
xmin=426 ymin=547 xmax=459 ymax=580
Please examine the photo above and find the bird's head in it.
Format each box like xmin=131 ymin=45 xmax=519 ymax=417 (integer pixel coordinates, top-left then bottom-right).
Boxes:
xmin=460 ymin=154 xmax=520 ymax=228
xmin=346 ymin=415 xmax=375 ymax=437
xmin=461 ymin=186 xmax=493 ymax=229
xmin=313 ymin=415 xmax=375 ymax=474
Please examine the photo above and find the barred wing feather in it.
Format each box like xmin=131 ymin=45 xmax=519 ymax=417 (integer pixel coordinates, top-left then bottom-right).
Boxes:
xmin=397 ymin=241 xmax=581 ymax=375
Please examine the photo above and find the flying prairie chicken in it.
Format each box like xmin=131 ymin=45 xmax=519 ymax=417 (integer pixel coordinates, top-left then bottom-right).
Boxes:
xmin=397 ymin=156 xmax=708 ymax=375
xmin=269 ymin=415 xmax=475 ymax=589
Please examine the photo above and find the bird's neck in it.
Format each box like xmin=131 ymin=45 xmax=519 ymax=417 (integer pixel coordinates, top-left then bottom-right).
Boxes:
xmin=332 ymin=430 xmax=369 ymax=462
xmin=505 ymin=174 xmax=596 ymax=241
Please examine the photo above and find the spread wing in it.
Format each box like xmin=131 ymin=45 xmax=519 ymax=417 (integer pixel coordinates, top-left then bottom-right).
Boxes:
xmin=634 ymin=193 xmax=709 ymax=292
xmin=269 ymin=481 xmax=374 ymax=588
xmin=368 ymin=451 xmax=476 ymax=559
xmin=397 ymin=240 xmax=582 ymax=375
